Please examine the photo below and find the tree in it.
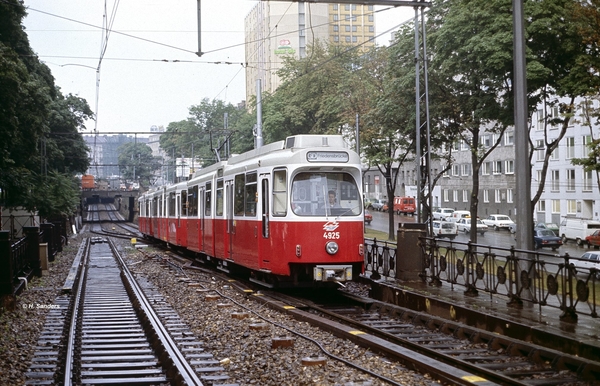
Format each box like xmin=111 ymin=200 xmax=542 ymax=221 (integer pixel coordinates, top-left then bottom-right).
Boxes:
xmin=117 ymin=143 xmax=160 ymax=188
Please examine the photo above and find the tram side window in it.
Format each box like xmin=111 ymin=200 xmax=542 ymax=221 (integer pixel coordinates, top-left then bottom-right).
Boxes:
xmin=205 ymin=182 xmax=212 ymax=216
xmin=234 ymin=174 xmax=245 ymax=216
xmin=168 ymin=192 xmax=176 ymax=217
xmin=272 ymin=169 xmax=287 ymax=216
xmin=216 ymin=179 xmax=224 ymax=216
xmin=188 ymin=186 xmax=198 ymax=217
xmin=181 ymin=190 xmax=188 ymax=216
xmin=152 ymin=197 xmax=158 ymax=217
xmin=245 ymin=172 xmax=257 ymax=216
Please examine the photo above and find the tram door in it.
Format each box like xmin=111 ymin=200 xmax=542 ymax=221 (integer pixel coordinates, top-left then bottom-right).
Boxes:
xmin=259 ymin=175 xmax=270 ymax=271
xmin=226 ymin=181 xmax=234 ymax=259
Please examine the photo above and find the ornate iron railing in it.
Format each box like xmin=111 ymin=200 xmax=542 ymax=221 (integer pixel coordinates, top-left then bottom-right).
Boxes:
xmin=364 ymin=237 xmax=599 ymax=323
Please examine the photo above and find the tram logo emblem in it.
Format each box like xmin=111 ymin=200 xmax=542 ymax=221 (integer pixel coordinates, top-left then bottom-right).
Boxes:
xmin=323 ymin=221 xmax=339 ymax=231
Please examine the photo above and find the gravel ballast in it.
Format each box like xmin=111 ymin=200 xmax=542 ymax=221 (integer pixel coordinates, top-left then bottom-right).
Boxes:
xmin=0 ymin=230 xmax=438 ymax=385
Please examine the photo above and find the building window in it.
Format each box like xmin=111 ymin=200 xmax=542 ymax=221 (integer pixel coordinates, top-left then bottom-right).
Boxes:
xmin=333 ymin=4 xmax=338 ymax=10
xmin=443 ymin=189 xmax=449 ymax=202
xmin=504 ymin=131 xmax=514 ymax=146
xmin=552 ymin=200 xmax=561 ymax=213
xmin=345 ymin=4 xmax=350 ymax=10
xmin=507 ymin=189 xmax=513 ymax=203
xmin=536 ymin=109 xmax=544 ymax=131
xmin=345 ymin=36 xmax=351 ymax=42
xmin=352 ymin=25 xmax=357 ymax=32
xmin=480 ymin=134 xmax=490 ymax=147
xmin=567 ymin=199 xmax=577 ymax=214
xmin=460 ymin=139 xmax=470 ymax=151
xmin=452 ymin=164 xmax=460 ymax=176
xmin=368 ymin=15 xmax=374 ymax=22
xmin=462 ymin=190 xmax=468 ymax=202
xmin=333 ymin=14 xmax=339 ymax=21
xmin=537 ymin=170 xmax=544 ymax=192
xmin=551 ymin=170 xmax=560 ymax=192
xmin=505 ymin=160 xmax=514 ymax=174
xmin=334 ymin=35 xmax=339 ymax=42
xmin=583 ymin=170 xmax=593 ymax=192
xmin=583 ymin=135 xmax=592 ymax=157
xmin=461 ymin=164 xmax=471 ymax=176
xmin=482 ymin=162 xmax=490 ymax=175
xmin=483 ymin=189 xmax=489 ymax=203
xmin=566 ymin=137 xmax=575 ymax=159
xmin=492 ymin=161 xmax=502 ymax=175
xmin=535 ymin=140 xmax=544 ymax=161
xmin=352 ymin=36 xmax=357 ymax=43
xmin=453 ymin=190 xmax=458 ymax=202
xmin=333 ymin=25 xmax=339 ymax=32
xmin=345 ymin=25 xmax=350 ymax=32
xmin=537 ymin=200 xmax=546 ymax=212
xmin=368 ymin=5 xmax=374 ymax=10
xmin=566 ymin=169 xmax=575 ymax=192
xmin=550 ymin=145 xmax=559 ymax=160
xmin=369 ymin=26 xmax=374 ymax=32
xmin=495 ymin=189 xmax=501 ymax=203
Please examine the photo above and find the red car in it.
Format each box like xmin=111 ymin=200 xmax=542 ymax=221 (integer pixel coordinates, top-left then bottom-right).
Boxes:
xmin=586 ymin=230 xmax=600 ymax=248
xmin=364 ymin=210 xmax=373 ymax=224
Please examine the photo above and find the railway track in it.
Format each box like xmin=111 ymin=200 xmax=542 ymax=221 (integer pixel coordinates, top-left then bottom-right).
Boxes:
xmin=24 ymin=236 xmax=234 ymax=386
xmin=260 ymin=289 xmax=600 ymax=386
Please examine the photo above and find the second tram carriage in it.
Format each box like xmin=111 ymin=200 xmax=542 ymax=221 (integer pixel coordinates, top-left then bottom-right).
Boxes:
xmin=138 ymin=135 xmax=365 ymax=287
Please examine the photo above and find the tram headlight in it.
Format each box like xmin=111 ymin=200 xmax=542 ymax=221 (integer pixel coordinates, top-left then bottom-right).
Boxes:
xmin=325 ymin=241 xmax=339 ymax=255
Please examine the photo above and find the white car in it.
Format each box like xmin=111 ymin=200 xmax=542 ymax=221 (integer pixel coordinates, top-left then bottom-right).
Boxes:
xmin=456 ymin=218 xmax=488 ymax=235
xmin=433 ymin=207 xmax=455 ymax=221
xmin=370 ymin=199 xmax=386 ymax=211
xmin=431 ymin=220 xmax=457 ymax=240
xmin=482 ymin=214 xmax=516 ymax=231
xmin=571 ymin=251 xmax=600 ymax=278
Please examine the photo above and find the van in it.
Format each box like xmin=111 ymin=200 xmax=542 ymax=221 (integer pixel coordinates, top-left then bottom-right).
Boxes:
xmin=393 ymin=196 xmax=416 ymax=215
xmin=448 ymin=210 xmax=471 ymax=223
xmin=559 ymin=218 xmax=600 ymax=246
xmin=431 ymin=220 xmax=457 ymax=240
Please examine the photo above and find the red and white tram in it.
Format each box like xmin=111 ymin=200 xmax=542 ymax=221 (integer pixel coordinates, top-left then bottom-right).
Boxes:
xmin=138 ymin=135 xmax=365 ymax=287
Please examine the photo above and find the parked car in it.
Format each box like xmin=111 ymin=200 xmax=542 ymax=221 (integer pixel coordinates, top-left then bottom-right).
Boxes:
xmin=559 ymin=218 xmax=600 ymax=246
xmin=508 ymin=222 xmax=517 ymax=234
xmin=586 ymin=230 xmax=600 ymax=249
xmin=482 ymin=214 xmax=516 ymax=231
xmin=448 ymin=210 xmax=471 ymax=223
xmin=364 ymin=210 xmax=373 ymax=225
xmin=363 ymin=198 xmax=374 ymax=209
xmin=456 ymin=218 xmax=488 ymax=235
xmin=533 ymin=229 xmax=563 ymax=250
xmin=370 ymin=199 xmax=386 ymax=211
xmin=535 ymin=222 xmax=559 ymax=235
xmin=431 ymin=220 xmax=457 ymax=240
xmin=571 ymin=251 xmax=600 ymax=278
xmin=381 ymin=201 xmax=390 ymax=212
xmin=432 ymin=207 xmax=455 ymax=221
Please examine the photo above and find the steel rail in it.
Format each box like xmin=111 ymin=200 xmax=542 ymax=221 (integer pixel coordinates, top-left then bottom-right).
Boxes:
xmin=108 ymin=238 xmax=204 ymax=386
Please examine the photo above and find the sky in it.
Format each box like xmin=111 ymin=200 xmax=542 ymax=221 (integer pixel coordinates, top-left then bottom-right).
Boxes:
xmin=22 ymin=1 xmax=414 ymax=135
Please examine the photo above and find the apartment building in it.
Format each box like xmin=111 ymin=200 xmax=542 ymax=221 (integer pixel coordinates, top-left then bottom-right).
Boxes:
xmin=244 ymin=2 xmax=376 ymax=102
xmin=386 ymin=99 xmax=600 ymax=222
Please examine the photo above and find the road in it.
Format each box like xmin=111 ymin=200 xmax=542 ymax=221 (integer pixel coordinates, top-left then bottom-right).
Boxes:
xmin=365 ymin=209 xmax=591 ymax=258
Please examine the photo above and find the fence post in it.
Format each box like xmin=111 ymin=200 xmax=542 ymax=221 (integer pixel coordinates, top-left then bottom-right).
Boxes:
xmin=0 ymin=231 xmax=14 ymax=295
xmin=0 ymin=231 xmax=17 ymax=310
xmin=24 ymin=226 xmax=41 ymax=278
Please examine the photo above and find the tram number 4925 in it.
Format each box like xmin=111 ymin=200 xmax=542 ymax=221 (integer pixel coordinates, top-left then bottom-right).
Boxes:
xmin=323 ymin=232 xmax=340 ymax=240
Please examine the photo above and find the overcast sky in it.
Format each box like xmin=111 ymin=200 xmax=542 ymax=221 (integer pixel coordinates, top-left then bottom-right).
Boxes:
xmin=23 ymin=1 xmax=413 ymax=135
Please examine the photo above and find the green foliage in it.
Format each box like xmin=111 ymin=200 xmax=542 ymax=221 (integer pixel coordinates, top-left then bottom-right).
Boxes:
xmin=117 ymin=143 xmax=160 ymax=188
xmin=0 ymin=1 xmax=93 ymax=220
xmin=160 ymin=98 xmax=252 ymax=167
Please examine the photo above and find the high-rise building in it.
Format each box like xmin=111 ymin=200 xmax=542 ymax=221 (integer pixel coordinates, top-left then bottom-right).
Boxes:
xmin=245 ymin=2 xmax=376 ymax=102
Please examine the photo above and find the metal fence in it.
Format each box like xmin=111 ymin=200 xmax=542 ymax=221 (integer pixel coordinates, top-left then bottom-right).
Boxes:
xmin=364 ymin=236 xmax=599 ymax=323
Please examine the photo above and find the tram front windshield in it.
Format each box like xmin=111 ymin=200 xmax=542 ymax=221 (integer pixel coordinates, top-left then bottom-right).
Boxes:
xmin=291 ymin=172 xmax=361 ymax=216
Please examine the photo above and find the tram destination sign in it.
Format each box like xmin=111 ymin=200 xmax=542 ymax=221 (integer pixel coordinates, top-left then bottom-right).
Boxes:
xmin=306 ymin=151 xmax=349 ymax=163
